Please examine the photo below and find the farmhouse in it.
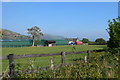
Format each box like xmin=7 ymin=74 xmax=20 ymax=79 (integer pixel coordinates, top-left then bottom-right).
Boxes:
xmin=65 ymin=38 xmax=79 ymax=42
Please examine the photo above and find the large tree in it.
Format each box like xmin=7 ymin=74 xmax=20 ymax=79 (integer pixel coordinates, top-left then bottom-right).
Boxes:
xmin=107 ymin=17 xmax=120 ymax=49
xmin=95 ymin=38 xmax=106 ymax=45
xmin=27 ymin=26 xmax=43 ymax=46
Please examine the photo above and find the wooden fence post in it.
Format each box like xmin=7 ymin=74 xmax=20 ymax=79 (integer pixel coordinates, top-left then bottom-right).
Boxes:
xmin=50 ymin=57 xmax=54 ymax=70
xmin=7 ymin=54 xmax=15 ymax=78
xmin=87 ymin=50 xmax=91 ymax=62
xmin=84 ymin=56 xmax=87 ymax=63
xmin=61 ymin=52 xmax=66 ymax=65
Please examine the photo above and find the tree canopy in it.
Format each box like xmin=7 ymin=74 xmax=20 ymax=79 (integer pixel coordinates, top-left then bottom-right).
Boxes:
xmin=107 ymin=17 xmax=120 ymax=49
xmin=27 ymin=26 xmax=43 ymax=46
xmin=95 ymin=38 xmax=106 ymax=45
xmin=82 ymin=38 xmax=89 ymax=43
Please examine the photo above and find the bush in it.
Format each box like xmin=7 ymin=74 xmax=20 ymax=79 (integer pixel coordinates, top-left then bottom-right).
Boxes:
xmin=107 ymin=17 xmax=120 ymax=49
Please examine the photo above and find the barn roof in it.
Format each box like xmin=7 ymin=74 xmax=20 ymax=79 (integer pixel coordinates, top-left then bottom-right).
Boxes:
xmin=65 ymin=38 xmax=79 ymax=41
xmin=45 ymin=40 xmax=56 ymax=43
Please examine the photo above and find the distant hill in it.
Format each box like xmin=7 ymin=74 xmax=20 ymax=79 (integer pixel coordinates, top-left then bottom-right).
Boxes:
xmin=0 ymin=28 xmax=31 ymax=40
xmin=0 ymin=28 xmax=65 ymax=40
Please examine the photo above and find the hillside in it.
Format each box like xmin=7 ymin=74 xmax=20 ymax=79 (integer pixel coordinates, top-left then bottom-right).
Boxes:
xmin=0 ymin=28 xmax=65 ymax=40
xmin=0 ymin=28 xmax=32 ymax=40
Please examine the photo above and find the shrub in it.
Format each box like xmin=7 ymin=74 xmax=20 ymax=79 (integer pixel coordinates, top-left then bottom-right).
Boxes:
xmin=107 ymin=17 xmax=120 ymax=49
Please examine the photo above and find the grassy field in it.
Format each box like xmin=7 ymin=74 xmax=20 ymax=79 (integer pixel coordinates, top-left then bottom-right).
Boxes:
xmin=2 ymin=45 xmax=107 ymax=72
xmin=2 ymin=45 xmax=106 ymax=56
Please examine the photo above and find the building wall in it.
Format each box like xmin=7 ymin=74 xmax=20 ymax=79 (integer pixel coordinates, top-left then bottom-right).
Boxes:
xmin=1 ymin=40 xmax=33 ymax=47
xmin=1 ymin=39 xmax=69 ymax=47
xmin=41 ymin=39 xmax=69 ymax=46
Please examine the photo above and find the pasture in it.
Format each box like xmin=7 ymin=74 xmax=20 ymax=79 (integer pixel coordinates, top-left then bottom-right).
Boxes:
xmin=2 ymin=45 xmax=107 ymax=72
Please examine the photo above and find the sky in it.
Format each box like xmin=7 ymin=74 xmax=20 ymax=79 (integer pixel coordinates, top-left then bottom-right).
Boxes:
xmin=2 ymin=2 xmax=118 ymax=41
xmin=1 ymin=0 xmax=120 ymax=2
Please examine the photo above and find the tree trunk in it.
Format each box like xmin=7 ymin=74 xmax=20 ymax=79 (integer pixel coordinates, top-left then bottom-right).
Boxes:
xmin=32 ymin=35 xmax=35 ymax=46
xmin=32 ymin=40 xmax=35 ymax=47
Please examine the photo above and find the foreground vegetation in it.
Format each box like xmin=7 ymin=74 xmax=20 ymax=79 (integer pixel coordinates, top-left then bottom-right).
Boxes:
xmin=2 ymin=47 xmax=119 ymax=78
xmin=14 ymin=48 xmax=119 ymax=78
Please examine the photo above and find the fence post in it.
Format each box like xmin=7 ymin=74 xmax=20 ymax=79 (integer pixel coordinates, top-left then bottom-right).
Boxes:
xmin=87 ymin=50 xmax=91 ymax=62
xmin=61 ymin=52 xmax=66 ymax=65
xmin=7 ymin=54 xmax=15 ymax=78
xmin=84 ymin=56 xmax=87 ymax=63
xmin=50 ymin=57 xmax=54 ymax=70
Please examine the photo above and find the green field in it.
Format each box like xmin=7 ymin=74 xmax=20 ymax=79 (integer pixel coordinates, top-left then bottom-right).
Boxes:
xmin=2 ymin=45 xmax=107 ymax=72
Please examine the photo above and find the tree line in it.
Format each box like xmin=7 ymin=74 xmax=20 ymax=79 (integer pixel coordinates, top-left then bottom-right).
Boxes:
xmin=82 ymin=38 xmax=106 ymax=45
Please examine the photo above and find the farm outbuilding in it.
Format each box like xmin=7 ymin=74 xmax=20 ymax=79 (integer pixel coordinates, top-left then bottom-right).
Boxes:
xmin=40 ymin=39 xmax=69 ymax=46
xmin=45 ymin=40 xmax=56 ymax=47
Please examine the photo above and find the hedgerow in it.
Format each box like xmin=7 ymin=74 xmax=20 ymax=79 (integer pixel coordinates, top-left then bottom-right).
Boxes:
xmin=12 ymin=48 xmax=119 ymax=78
